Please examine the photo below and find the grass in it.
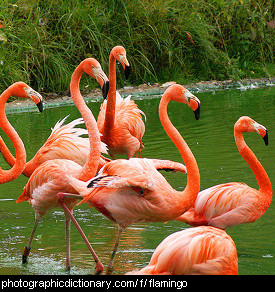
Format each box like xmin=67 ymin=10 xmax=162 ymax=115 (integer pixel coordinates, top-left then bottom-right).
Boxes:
xmin=0 ymin=0 xmax=274 ymax=94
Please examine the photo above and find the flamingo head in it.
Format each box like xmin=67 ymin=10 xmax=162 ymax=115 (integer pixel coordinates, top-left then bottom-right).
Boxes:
xmin=82 ymin=58 xmax=109 ymax=99
xmin=235 ymin=116 xmax=268 ymax=146
xmin=164 ymin=84 xmax=201 ymax=120
xmin=12 ymin=82 xmax=43 ymax=112
xmin=111 ymin=45 xmax=130 ymax=79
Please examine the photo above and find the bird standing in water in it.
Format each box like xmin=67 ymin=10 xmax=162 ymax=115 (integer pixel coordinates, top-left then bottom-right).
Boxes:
xmin=16 ymin=58 xmax=109 ymax=274
xmin=64 ymin=84 xmax=201 ymax=274
xmin=97 ymin=46 xmax=146 ymax=159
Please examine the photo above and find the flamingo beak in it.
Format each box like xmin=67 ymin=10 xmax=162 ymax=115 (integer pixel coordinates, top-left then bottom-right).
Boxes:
xmin=36 ymin=100 xmax=43 ymax=113
xmin=94 ymin=68 xmax=109 ymax=99
xmin=124 ymin=65 xmax=131 ymax=79
xmin=190 ymin=98 xmax=200 ymax=120
xmin=263 ymin=131 xmax=268 ymax=146
xmin=119 ymin=54 xmax=130 ymax=79
xmin=26 ymin=88 xmax=43 ymax=113
xmin=253 ymin=122 xmax=268 ymax=146
xmin=102 ymin=80 xmax=109 ymax=99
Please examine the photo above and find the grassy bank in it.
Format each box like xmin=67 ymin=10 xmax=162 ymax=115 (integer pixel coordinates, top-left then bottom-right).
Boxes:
xmin=0 ymin=0 xmax=274 ymax=94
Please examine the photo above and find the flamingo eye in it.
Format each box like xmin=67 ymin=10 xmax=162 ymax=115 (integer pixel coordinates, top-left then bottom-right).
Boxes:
xmin=182 ymin=90 xmax=190 ymax=101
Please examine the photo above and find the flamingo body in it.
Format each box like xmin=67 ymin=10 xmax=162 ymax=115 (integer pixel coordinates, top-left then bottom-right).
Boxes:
xmin=77 ymin=158 xmax=184 ymax=228
xmin=97 ymin=46 xmax=145 ymax=159
xmin=178 ymin=182 xmax=271 ymax=229
xmin=127 ymin=226 xmax=238 ymax=275
xmin=97 ymin=92 xmax=145 ymax=158
xmin=17 ymin=159 xmax=81 ymax=219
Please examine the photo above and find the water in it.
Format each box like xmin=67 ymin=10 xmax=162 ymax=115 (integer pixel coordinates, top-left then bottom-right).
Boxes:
xmin=0 ymin=86 xmax=274 ymax=275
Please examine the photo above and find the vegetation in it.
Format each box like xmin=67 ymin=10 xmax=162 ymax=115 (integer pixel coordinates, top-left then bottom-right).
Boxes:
xmin=0 ymin=0 xmax=274 ymax=94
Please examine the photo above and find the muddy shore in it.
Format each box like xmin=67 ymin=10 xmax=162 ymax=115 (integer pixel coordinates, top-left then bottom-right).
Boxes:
xmin=5 ymin=77 xmax=274 ymax=111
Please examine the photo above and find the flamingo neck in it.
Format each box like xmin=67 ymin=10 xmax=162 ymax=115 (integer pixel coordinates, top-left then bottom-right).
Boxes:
xmin=0 ymin=85 xmax=26 ymax=183
xmin=104 ymin=53 xmax=117 ymax=132
xmin=70 ymin=65 xmax=101 ymax=181
xmin=159 ymin=94 xmax=200 ymax=210
xmin=0 ymin=135 xmax=35 ymax=177
xmin=234 ymin=129 xmax=272 ymax=196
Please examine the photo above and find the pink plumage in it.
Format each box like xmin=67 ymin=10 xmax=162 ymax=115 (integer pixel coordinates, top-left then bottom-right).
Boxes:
xmin=127 ymin=226 xmax=238 ymax=275
xmin=97 ymin=93 xmax=146 ymax=158
xmin=177 ymin=116 xmax=272 ymax=229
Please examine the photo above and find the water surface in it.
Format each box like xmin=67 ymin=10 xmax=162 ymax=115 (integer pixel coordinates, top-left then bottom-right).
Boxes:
xmin=0 ymin=85 xmax=274 ymax=275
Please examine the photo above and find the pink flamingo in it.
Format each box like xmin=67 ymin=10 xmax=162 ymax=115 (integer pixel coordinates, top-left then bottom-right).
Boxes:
xmin=127 ymin=226 xmax=238 ymax=275
xmin=0 ymin=67 xmax=109 ymax=177
xmin=0 ymin=82 xmax=43 ymax=184
xmin=16 ymin=58 xmax=107 ymax=274
xmin=176 ymin=116 xmax=272 ymax=229
xmin=63 ymin=84 xmax=201 ymax=274
xmin=97 ymin=46 xmax=146 ymax=159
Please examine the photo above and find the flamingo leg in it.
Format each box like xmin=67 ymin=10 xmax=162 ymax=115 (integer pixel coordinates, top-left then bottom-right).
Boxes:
xmin=65 ymin=213 xmax=71 ymax=271
xmin=105 ymin=225 xmax=124 ymax=275
xmin=22 ymin=218 xmax=39 ymax=264
xmin=57 ymin=193 xmax=104 ymax=275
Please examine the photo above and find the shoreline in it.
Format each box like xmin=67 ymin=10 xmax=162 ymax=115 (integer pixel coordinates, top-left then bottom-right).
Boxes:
xmin=5 ymin=77 xmax=275 ymax=112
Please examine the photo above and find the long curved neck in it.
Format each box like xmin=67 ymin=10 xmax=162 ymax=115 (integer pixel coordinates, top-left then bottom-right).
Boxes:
xmin=0 ymin=135 xmax=35 ymax=177
xmin=70 ymin=65 xmax=101 ymax=181
xmin=234 ymin=129 xmax=272 ymax=195
xmin=104 ymin=52 xmax=117 ymax=132
xmin=159 ymin=94 xmax=200 ymax=209
xmin=0 ymin=86 xmax=26 ymax=183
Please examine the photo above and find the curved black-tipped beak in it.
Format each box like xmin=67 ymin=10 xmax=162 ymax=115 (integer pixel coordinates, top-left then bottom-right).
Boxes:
xmin=263 ymin=130 xmax=268 ymax=146
xmin=125 ymin=65 xmax=131 ymax=80
xmin=194 ymin=103 xmax=200 ymax=120
xmin=36 ymin=101 xmax=43 ymax=113
xmin=102 ymin=80 xmax=109 ymax=99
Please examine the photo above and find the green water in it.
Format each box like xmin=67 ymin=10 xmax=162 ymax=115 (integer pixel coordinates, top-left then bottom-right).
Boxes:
xmin=0 ymin=86 xmax=274 ymax=275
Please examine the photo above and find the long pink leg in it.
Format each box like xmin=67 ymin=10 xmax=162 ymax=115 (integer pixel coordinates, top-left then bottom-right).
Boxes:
xmin=65 ymin=213 xmax=71 ymax=271
xmin=105 ymin=225 xmax=124 ymax=275
xmin=57 ymin=193 xmax=104 ymax=275
xmin=22 ymin=218 xmax=39 ymax=264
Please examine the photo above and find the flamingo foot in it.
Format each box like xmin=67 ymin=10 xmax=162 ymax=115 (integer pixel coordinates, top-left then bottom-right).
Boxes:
xmin=94 ymin=261 xmax=104 ymax=275
xmin=22 ymin=246 xmax=31 ymax=264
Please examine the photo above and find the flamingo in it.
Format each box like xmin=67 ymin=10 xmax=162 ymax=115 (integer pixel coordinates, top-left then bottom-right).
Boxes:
xmin=97 ymin=46 xmax=146 ymax=159
xmin=0 ymin=82 xmax=43 ymax=184
xmin=16 ymin=58 xmax=108 ymax=274
xmin=176 ymin=116 xmax=272 ymax=229
xmin=126 ymin=226 xmax=238 ymax=275
xmin=0 ymin=62 xmax=110 ymax=178
xmin=62 ymin=84 xmax=201 ymax=274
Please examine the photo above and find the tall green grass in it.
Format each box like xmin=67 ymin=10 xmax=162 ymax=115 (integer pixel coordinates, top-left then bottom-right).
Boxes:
xmin=0 ymin=0 xmax=273 ymax=94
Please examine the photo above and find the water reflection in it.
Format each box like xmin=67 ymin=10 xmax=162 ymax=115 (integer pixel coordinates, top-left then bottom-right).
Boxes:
xmin=0 ymin=86 xmax=274 ymax=275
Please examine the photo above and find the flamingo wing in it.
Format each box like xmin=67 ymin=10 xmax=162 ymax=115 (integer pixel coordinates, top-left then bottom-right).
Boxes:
xmin=151 ymin=159 xmax=187 ymax=174
xmin=177 ymin=182 xmax=260 ymax=229
xmin=97 ymin=93 xmax=146 ymax=158
xmin=16 ymin=159 xmax=81 ymax=217
xmin=118 ymin=94 xmax=146 ymax=141
xmin=31 ymin=116 xmax=107 ymax=165
xmin=86 ymin=158 xmax=154 ymax=191
xmin=127 ymin=226 xmax=238 ymax=275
